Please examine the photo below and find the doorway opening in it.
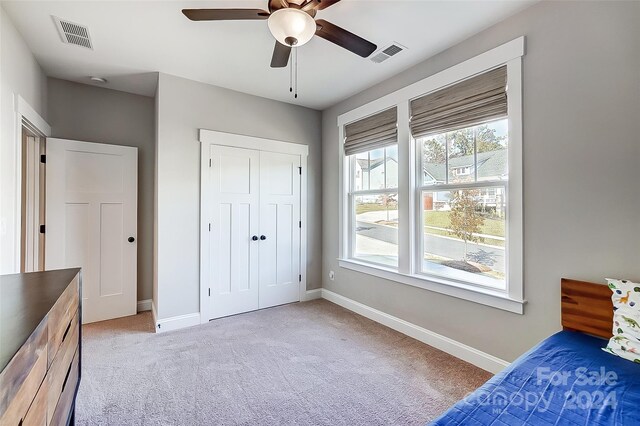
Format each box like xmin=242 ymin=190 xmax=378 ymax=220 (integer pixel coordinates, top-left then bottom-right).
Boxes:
xmin=20 ymin=124 xmax=46 ymax=272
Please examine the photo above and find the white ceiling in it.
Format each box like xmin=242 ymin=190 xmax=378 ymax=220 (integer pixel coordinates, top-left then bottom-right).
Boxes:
xmin=2 ymin=0 xmax=536 ymax=110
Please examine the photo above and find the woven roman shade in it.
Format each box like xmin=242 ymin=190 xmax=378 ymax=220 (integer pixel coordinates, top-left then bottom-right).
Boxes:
xmin=410 ymin=66 xmax=507 ymax=138
xmin=344 ymin=107 xmax=397 ymax=156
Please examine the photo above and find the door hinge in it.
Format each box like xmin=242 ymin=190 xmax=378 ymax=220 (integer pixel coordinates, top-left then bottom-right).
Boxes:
xmin=40 ymin=154 xmax=46 ymax=164
xmin=298 ymin=166 xmax=302 ymax=175
xmin=39 ymin=225 xmax=45 ymax=234
xmin=209 ymin=158 xmax=212 ymax=167
xmin=299 ymin=274 xmax=302 ymax=282
xmin=299 ymin=221 xmax=301 ymax=228
xmin=208 ymin=288 xmax=211 ymax=297
xmin=208 ymin=223 xmax=211 ymax=232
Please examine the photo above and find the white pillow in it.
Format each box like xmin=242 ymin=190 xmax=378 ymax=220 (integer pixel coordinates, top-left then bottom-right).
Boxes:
xmin=603 ymin=278 xmax=640 ymax=364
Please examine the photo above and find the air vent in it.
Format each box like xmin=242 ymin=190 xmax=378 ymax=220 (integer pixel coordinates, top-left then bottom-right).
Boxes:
xmin=370 ymin=43 xmax=406 ymax=64
xmin=53 ymin=16 xmax=93 ymax=49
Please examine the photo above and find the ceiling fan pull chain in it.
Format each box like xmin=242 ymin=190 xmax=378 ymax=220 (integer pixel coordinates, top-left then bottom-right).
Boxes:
xmin=289 ymin=52 xmax=293 ymax=93
xmin=295 ymin=47 xmax=298 ymax=99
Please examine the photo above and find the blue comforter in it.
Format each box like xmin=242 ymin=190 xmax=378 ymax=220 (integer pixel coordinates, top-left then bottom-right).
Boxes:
xmin=431 ymin=331 xmax=640 ymax=425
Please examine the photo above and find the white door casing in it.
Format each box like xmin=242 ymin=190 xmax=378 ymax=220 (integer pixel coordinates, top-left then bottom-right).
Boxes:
xmin=199 ymin=130 xmax=308 ymax=322
xmin=259 ymin=151 xmax=301 ymax=308
xmin=208 ymin=145 xmax=260 ymax=318
xmin=45 ymin=138 xmax=137 ymax=324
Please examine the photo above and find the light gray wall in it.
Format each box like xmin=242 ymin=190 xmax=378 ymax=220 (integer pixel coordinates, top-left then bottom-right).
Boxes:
xmin=321 ymin=1 xmax=640 ymax=362
xmin=155 ymin=73 xmax=322 ymax=319
xmin=0 ymin=6 xmax=48 ymax=273
xmin=153 ymin=84 xmax=160 ymax=314
xmin=47 ymin=78 xmax=156 ymax=302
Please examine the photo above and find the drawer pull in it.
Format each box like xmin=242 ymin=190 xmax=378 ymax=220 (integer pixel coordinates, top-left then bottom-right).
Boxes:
xmin=62 ymin=319 xmax=72 ymax=342
xmin=61 ymin=362 xmax=73 ymax=393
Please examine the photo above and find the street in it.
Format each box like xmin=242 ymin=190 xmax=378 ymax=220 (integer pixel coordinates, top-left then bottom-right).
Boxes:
xmin=356 ymin=221 xmax=505 ymax=273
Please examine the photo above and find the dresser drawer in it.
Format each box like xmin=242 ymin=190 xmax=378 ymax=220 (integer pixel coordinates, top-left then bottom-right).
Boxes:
xmin=47 ymin=276 xmax=79 ymax=368
xmin=0 ymin=339 xmax=47 ymax=426
xmin=49 ymin=350 xmax=78 ymax=426
xmin=22 ymin=379 xmax=47 ymax=426
xmin=46 ymin=313 xmax=78 ymax=425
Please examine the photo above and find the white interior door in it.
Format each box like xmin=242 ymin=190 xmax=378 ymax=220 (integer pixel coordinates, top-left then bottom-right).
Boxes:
xmin=208 ymin=145 xmax=260 ymax=318
xmin=45 ymin=138 xmax=137 ymax=324
xmin=258 ymin=151 xmax=301 ymax=308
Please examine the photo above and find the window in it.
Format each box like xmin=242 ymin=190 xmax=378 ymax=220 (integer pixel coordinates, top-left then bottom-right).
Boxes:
xmin=338 ymin=38 xmax=524 ymax=313
xmin=452 ymin=166 xmax=472 ymax=176
xmin=344 ymin=107 xmax=399 ymax=268
xmin=350 ymin=146 xmax=398 ymax=267
xmin=418 ymin=119 xmax=508 ymax=289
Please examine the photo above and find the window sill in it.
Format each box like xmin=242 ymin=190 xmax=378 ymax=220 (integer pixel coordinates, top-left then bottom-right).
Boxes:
xmin=337 ymin=258 xmax=526 ymax=314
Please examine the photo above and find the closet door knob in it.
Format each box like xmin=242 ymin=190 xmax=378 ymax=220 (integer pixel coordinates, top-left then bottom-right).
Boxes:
xmin=252 ymin=236 xmax=259 ymax=241
xmin=128 ymin=237 xmax=135 ymax=243
xmin=260 ymin=235 xmax=266 ymax=241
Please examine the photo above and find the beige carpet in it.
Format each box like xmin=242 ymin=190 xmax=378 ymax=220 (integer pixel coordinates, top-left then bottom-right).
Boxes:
xmin=77 ymin=300 xmax=491 ymax=425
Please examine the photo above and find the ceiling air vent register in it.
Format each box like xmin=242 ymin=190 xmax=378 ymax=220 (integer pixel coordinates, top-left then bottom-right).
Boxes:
xmin=53 ymin=16 xmax=93 ymax=49
xmin=370 ymin=43 xmax=406 ymax=64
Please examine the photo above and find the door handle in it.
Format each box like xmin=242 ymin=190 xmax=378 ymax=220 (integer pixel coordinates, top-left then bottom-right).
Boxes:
xmin=128 ymin=236 xmax=135 ymax=243
xmin=252 ymin=236 xmax=259 ymax=241
xmin=260 ymin=235 xmax=267 ymax=241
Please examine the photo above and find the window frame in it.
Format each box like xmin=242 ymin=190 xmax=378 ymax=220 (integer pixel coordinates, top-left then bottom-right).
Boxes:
xmin=338 ymin=37 xmax=525 ymax=314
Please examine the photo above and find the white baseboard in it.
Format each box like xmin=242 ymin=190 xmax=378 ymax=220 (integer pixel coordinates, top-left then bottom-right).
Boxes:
xmin=320 ymin=289 xmax=509 ymax=374
xmin=303 ymin=289 xmax=322 ymax=301
xmin=155 ymin=311 xmax=201 ymax=333
xmin=137 ymin=299 xmax=152 ymax=313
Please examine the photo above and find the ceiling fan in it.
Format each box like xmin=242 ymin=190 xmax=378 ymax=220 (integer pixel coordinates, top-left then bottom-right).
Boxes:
xmin=182 ymin=0 xmax=378 ymax=68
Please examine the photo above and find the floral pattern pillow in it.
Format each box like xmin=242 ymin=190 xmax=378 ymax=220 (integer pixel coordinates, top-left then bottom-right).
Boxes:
xmin=603 ymin=278 xmax=640 ymax=363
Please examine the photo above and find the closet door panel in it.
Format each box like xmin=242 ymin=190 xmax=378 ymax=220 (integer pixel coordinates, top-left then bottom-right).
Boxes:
xmin=209 ymin=145 xmax=260 ymax=318
xmin=259 ymin=151 xmax=301 ymax=308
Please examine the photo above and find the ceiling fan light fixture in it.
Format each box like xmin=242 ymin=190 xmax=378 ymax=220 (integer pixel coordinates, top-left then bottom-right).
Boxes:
xmin=267 ymin=8 xmax=316 ymax=47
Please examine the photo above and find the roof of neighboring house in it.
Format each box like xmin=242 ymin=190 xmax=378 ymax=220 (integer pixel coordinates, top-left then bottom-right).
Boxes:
xmin=356 ymin=157 xmax=397 ymax=172
xmin=423 ymin=149 xmax=507 ymax=182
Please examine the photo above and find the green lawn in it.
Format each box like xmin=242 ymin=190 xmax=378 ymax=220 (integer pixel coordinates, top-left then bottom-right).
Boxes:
xmin=354 ymin=205 xmax=505 ymax=247
xmin=424 ymin=210 xmax=504 ymax=238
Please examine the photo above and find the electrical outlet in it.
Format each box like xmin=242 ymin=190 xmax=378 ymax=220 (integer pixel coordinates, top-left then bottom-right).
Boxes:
xmin=329 ymin=270 xmax=335 ymax=281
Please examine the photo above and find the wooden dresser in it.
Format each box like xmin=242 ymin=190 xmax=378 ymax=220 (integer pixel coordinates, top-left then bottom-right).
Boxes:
xmin=0 ymin=268 xmax=81 ymax=426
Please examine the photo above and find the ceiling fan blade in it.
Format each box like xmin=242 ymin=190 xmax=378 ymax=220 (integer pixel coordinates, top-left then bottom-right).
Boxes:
xmin=302 ymin=0 xmax=341 ymax=11
xmin=182 ymin=9 xmax=270 ymax=21
xmin=315 ymin=19 xmax=377 ymax=58
xmin=271 ymin=41 xmax=292 ymax=68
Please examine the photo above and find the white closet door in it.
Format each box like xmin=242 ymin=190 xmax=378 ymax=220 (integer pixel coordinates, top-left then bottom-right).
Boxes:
xmin=45 ymin=138 xmax=138 ymax=324
xmin=209 ymin=145 xmax=260 ymax=318
xmin=258 ymin=151 xmax=301 ymax=308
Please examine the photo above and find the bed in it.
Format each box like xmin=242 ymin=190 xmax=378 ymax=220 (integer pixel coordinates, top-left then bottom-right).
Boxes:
xmin=431 ymin=279 xmax=640 ymax=425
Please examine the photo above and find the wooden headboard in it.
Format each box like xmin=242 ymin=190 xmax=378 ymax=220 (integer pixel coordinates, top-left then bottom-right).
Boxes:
xmin=561 ymin=278 xmax=613 ymax=339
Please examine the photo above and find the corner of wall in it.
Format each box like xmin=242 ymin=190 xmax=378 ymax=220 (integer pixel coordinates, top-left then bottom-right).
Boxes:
xmin=0 ymin=5 xmax=49 ymax=274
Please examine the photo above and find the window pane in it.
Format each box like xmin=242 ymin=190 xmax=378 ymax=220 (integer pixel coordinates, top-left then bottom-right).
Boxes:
xmin=476 ymin=119 xmax=508 ymax=181
xmin=354 ymin=193 xmax=398 ymax=267
xmin=368 ymin=148 xmax=385 ymax=190
xmin=421 ymin=135 xmax=446 ymax=185
xmin=447 ymin=127 xmax=475 ymax=184
xmin=353 ymin=146 xmax=398 ymax=191
xmin=419 ymin=118 xmax=508 ymax=186
xmin=421 ymin=188 xmax=506 ymax=289
xmin=385 ymin=146 xmax=398 ymax=189
xmin=354 ymin=151 xmax=370 ymax=191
